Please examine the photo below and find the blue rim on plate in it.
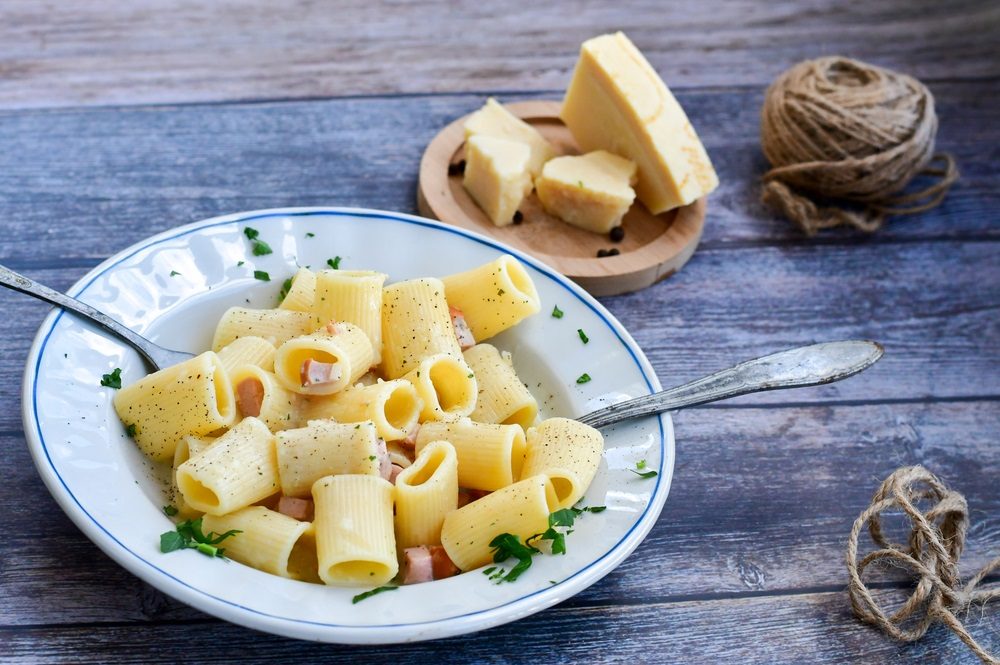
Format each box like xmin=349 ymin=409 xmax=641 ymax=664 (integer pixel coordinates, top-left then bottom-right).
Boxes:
xmin=22 ymin=208 xmax=675 ymax=643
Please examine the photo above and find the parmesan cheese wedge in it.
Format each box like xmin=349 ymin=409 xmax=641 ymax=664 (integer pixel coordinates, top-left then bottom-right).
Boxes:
xmin=536 ymin=150 xmax=637 ymax=233
xmin=462 ymin=135 xmax=533 ymax=227
xmin=561 ymin=31 xmax=718 ymax=214
xmin=464 ymin=98 xmax=555 ymax=177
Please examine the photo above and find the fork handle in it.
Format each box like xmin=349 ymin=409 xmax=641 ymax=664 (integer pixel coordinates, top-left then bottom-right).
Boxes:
xmin=0 ymin=263 xmax=161 ymax=368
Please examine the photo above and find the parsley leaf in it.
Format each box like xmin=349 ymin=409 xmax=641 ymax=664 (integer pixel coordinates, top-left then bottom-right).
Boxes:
xmin=251 ymin=239 xmax=272 ymax=256
xmin=163 ymin=505 xmax=178 ymax=517
xmin=253 ymin=270 xmax=271 ymax=282
xmin=576 ymin=373 xmax=591 ymax=384
xmin=305 ymin=232 xmax=315 ymax=238
xmin=629 ymin=460 xmax=658 ymax=479
xmin=327 ymin=256 xmax=342 ymax=270
xmin=278 ymin=277 xmax=294 ymax=303
xmin=100 ymin=368 xmax=122 ymax=389
xmin=577 ymin=329 xmax=589 ymax=344
xmin=488 ymin=533 xmax=539 ymax=583
xmin=125 ymin=423 xmax=137 ymax=437
xmin=169 ymin=270 xmax=181 ymax=277
xmin=159 ymin=517 xmax=241 ymax=559
xmin=243 ymin=227 xmax=260 ymax=240
xmin=352 ymin=586 xmax=398 ymax=604
xmin=237 ymin=260 xmax=245 ymax=267
xmin=551 ymin=305 xmax=564 ymax=319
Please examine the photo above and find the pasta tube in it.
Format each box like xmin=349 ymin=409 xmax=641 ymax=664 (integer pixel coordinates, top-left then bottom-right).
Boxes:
xmin=464 ymin=343 xmax=538 ymax=428
xmin=416 ymin=418 xmax=525 ymax=491
xmin=440 ymin=255 xmax=541 ymax=341
xmin=401 ymin=354 xmax=477 ymax=422
xmin=312 ymin=474 xmax=398 ymax=586
xmin=381 ymin=277 xmax=462 ymax=379
xmin=273 ymin=323 xmax=376 ymax=396
xmin=113 ymin=351 xmax=236 ymax=462
xmin=521 ymin=417 xmax=604 ymax=508
xmin=312 ymin=270 xmax=387 ymax=364
xmin=171 ymin=434 xmax=216 ymax=518
xmin=202 ymin=506 xmax=320 ymax=582
xmin=441 ymin=474 xmax=558 ymax=571
xmin=278 ymin=267 xmax=316 ymax=313
xmin=216 ymin=336 xmax=276 ymax=374
xmin=274 ymin=419 xmax=381 ymax=497
xmin=229 ymin=364 xmax=301 ymax=431
xmin=212 ymin=307 xmax=314 ymax=351
xmin=301 ymin=379 xmax=421 ymax=442
xmin=394 ymin=441 xmax=458 ymax=549
xmin=175 ymin=417 xmax=279 ymax=515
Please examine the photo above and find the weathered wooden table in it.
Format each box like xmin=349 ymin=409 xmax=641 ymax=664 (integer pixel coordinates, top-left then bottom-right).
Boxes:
xmin=1 ymin=2 xmax=997 ymax=662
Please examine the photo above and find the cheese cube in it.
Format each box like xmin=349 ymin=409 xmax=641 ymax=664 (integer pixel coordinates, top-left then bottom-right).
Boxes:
xmin=536 ymin=150 xmax=637 ymax=234
xmin=464 ymin=98 xmax=556 ymax=177
xmin=462 ymin=135 xmax=533 ymax=227
xmin=561 ymin=32 xmax=718 ymax=214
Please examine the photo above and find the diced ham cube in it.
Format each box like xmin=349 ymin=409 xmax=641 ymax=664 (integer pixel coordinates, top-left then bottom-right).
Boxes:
xmin=449 ymin=306 xmax=476 ymax=350
xmin=277 ymin=496 xmax=313 ymax=521
xmin=300 ymin=358 xmax=342 ymax=387
xmin=402 ymin=546 xmax=435 ymax=585
xmin=325 ymin=321 xmax=349 ymax=335
xmin=389 ymin=464 xmax=405 ymax=485
xmin=236 ymin=378 xmax=264 ymax=417
xmin=429 ymin=545 xmax=460 ymax=579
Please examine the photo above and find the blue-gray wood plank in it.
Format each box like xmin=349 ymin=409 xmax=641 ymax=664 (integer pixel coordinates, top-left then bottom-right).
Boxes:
xmin=0 ymin=2 xmax=998 ymax=662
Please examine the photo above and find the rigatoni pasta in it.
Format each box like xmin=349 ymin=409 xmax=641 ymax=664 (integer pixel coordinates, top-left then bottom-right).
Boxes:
xmin=394 ymin=440 xmax=458 ymax=549
xmin=312 ymin=474 xmax=398 ymax=586
xmin=212 ymin=307 xmax=314 ymax=351
xmin=312 ymin=270 xmax=387 ymax=363
xmin=278 ymin=267 xmax=316 ymax=313
xmin=302 ymin=379 xmax=421 ymax=442
xmin=216 ymin=336 xmax=276 ymax=374
xmin=229 ymin=364 xmax=301 ymax=431
xmin=440 ymin=255 xmax=541 ymax=341
xmin=381 ymin=277 xmax=462 ymax=379
xmin=201 ymin=506 xmax=320 ymax=582
xmin=275 ymin=419 xmax=382 ymax=497
xmin=416 ymin=418 xmax=526 ymax=491
xmin=521 ymin=417 xmax=604 ymax=508
xmin=273 ymin=323 xmax=376 ymax=395
xmin=401 ymin=353 xmax=477 ymax=422
xmin=464 ymin=343 xmax=538 ymax=428
xmin=113 ymin=351 xmax=236 ymax=462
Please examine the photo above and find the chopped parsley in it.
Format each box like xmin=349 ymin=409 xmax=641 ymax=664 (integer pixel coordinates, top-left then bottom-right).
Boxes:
xmin=253 ymin=270 xmax=271 ymax=282
xmin=352 ymin=585 xmax=398 ymax=604
xmin=630 ymin=459 xmax=658 ymax=479
xmin=278 ymin=276 xmax=294 ymax=303
xmin=100 ymin=368 xmax=122 ymax=389
xmin=251 ymin=239 xmax=272 ymax=256
xmin=467 ymin=373 xmax=474 ymax=378
xmin=125 ymin=423 xmax=137 ymax=438
xmin=487 ymin=533 xmax=538 ymax=583
xmin=159 ymin=517 xmax=241 ymax=559
xmin=237 ymin=260 xmax=245 ymax=267
xmin=305 ymin=232 xmax=315 ymax=238
xmin=551 ymin=305 xmax=564 ymax=319
xmin=577 ymin=329 xmax=589 ymax=344
xmin=486 ymin=507 xmax=604 ymax=583
xmin=243 ymin=227 xmax=260 ymax=240
xmin=368 ymin=455 xmax=376 ymax=461
xmin=163 ymin=505 xmax=179 ymax=517
xmin=576 ymin=373 xmax=591 ymax=384
xmin=169 ymin=270 xmax=181 ymax=277
xmin=327 ymin=256 xmax=342 ymax=270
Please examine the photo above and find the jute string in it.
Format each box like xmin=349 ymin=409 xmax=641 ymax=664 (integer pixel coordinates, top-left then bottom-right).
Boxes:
xmin=847 ymin=466 xmax=1000 ymax=663
xmin=760 ymin=57 xmax=958 ymax=236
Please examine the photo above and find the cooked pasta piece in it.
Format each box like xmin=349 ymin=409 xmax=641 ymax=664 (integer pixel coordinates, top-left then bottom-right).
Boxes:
xmin=212 ymin=307 xmax=315 ymax=351
xmin=441 ymin=474 xmax=558 ymax=571
xmin=416 ymin=418 xmax=525 ymax=491
xmin=273 ymin=323 xmax=376 ymax=395
xmin=312 ymin=474 xmax=398 ymax=586
xmin=312 ymin=270 xmax=387 ymax=364
xmin=216 ymin=336 xmax=277 ymax=375
xmin=201 ymin=506 xmax=320 ymax=582
xmin=381 ymin=277 xmax=462 ymax=379
xmin=275 ymin=419 xmax=381 ymax=497
xmin=394 ymin=441 xmax=458 ymax=549
xmin=229 ymin=364 xmax=301 ymax=431
xmin=387 ymin=440 xmax=415 ymax=468
xmin=113 ymin=351 xmax=236 ymax=462
xmin=171 ymin=434 xmax=216 ymax=518
xmin=401 ymin=354 xmax=477 ymax=422
xmin=464 ymin=343 xmax=538 ymax=428
xmin=301 ymin=379 xmax=421 ymax=442
xmin=277 ymin=267 xmax=317 ymax=313
xmin=175 ymin=417 xmax=279 ymax=515
xmin=440 ymin=255 xmax=541 ymax=341
xmin=521 ymin=417 xmax=604 ymax=508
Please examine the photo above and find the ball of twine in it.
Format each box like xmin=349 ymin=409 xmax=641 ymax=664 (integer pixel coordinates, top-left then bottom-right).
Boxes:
xmin=847 ymin=466 xmax=1000 ymax=664
xmin=760 ymin=57 xmax=958 ymax=236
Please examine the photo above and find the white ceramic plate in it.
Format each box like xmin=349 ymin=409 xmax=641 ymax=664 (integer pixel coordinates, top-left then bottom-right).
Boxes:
xmin=22 ymin=207 xmax=674 ymax=644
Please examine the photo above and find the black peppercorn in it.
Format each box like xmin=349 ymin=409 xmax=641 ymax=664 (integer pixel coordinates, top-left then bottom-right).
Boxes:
xmin=513 ymin=210 xmax=524 ymax=224
xmin=610 ymin=226 xmax=625 ymax=242
xmin=448 ymin=160 xmax=466 ymax=176
xmin=596 ymin=249 xmax=609 ymax=258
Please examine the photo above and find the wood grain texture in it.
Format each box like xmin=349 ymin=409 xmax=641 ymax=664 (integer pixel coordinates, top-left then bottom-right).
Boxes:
xmin=0 ymin=83 xmax=995 ymax=270
xmin=0 ymin=0 xmax=997 ymax=109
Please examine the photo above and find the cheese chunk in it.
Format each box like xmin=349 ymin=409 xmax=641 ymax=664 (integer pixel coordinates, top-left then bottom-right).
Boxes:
xmin=561 ymin=32 xmax=718 ymax=214
xmin=536 ymin=151 xmax=637 ymax=233
xmin=464 ymin=98 xmax=556 ymax=177
xmin=462 ymin=135 xmax=533 ymax=227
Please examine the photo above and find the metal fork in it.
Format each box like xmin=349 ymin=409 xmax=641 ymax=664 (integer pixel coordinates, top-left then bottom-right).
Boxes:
xmin=0 ymin=263 xmax=194 ymax=371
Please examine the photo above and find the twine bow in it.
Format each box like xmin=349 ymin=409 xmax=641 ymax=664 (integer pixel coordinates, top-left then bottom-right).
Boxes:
xmin=760 ymin=57 xmax=958 ymax=236
xmin=847 ymin=466 xmax=1000 ymax=663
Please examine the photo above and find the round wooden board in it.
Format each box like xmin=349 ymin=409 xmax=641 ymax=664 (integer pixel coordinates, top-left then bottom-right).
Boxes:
xmin=417 ymin=100 xmax=706 ymax=297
